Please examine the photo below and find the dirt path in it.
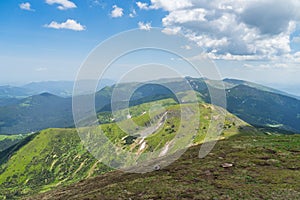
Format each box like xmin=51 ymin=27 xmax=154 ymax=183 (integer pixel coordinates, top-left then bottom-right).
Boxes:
xmin=138 ymin=112 xmax=168 ymax=138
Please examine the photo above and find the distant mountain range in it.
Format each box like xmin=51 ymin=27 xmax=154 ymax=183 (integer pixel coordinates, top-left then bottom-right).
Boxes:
xmin=222 ymin=78 xmax=300 ymax=100
xmin=0 ymin=77 xmax=299 ymax=134
xmin=0 ymin=93 xmax=73 ymax=134
xmin=0 ymin=79 xmax=115 ymax=99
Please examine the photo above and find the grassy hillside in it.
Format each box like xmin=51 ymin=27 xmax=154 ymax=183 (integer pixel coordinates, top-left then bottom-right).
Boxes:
xmin=0 ymin=129 xmax=111 ymax=199
xmin=28 ymin=133 xmax=300 ymax=200
xmin=0 ymin=101 xmax=249 ymax=199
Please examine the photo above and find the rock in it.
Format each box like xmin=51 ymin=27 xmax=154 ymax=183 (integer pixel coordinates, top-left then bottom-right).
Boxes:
xmin=221 ymin=163 xmax=233 ymax=168
xmin=204 ymin=170 xmax=212 ymax=176
xmin=154 ymin=165 xmax=161 ymax=171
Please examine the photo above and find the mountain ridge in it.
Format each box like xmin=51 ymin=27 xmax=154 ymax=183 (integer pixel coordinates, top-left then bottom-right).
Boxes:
xmin=0 ymin=77 xmax=299 ymax=134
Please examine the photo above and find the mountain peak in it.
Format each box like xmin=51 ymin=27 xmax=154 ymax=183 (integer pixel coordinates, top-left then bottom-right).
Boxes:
xmin=39 ymin=92 xmax=57 ymax=97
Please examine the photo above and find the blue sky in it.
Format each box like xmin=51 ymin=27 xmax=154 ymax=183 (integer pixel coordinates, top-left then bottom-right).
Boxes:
xmin=0 ymin=0 xmax=300 ymax=95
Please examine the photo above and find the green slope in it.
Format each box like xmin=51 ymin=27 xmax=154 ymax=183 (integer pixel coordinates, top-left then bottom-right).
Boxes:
xmin=28 ymin=133 xmax=300 ymax=200
xmin=0 ymin=100 xmax=250 ymax=199
xmin=0 ymin=129 xmax=111 ymax=199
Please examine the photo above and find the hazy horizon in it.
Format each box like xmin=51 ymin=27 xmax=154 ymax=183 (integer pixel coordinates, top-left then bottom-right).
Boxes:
xmin=1 ymin=77 xmax=299 ymax=97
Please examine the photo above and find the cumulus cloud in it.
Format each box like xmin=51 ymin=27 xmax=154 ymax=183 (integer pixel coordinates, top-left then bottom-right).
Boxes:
xmin=138 ymin=22 xmax=152 ymax=31
xmin=162 ymin=27 xmax=182 ymax=35
xmin=45 ymin=0 xmax=77 ymax=10
xmin=19 ymin=2 xmax=34 ymax=11
xmin=162 ymin=8 xmax=207 ymax=24
xmin=136 ymin=0 xmax=192 ymax=11
xmin=44 ymin=19 xmax=86 ymax=31
xmin=150 ymin=0 xmax=193 ymax=11
xmin=129 ymin=9 xmax=137 ymax=18
xmin=111 ymin=5 xmax=123 ymax=18
xmin=136 ymin=2 xmax=151 ymax=10
xmin=147 ymin=0 xmax=300 ymax=61
xmin=241 ymin=0 xmax=300 ymax=35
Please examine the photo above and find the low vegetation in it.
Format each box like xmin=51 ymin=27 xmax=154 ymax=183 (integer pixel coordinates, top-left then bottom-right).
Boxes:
xmin=28 ymin=133 xmax=300 ymax=200
xmin=0 ymin=100 xmax=249 ymax=199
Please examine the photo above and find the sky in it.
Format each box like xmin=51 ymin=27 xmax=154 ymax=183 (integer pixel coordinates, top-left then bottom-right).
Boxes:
xmin=0 ymin=0 xmax=300 ymax=95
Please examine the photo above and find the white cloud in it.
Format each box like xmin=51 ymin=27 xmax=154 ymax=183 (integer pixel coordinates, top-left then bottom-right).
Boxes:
xmin=162 ymin=8 xmax=207 ymax=24
xmin=148 ymin=0 xmax=300 ymax=61
xmin=136 ymin=2 xmax=151 ymax=10
xmin=282 ymin=51 xmax=300 ymax=63
xmin=129 ymin=9 xmax=137 ymax=18
xmin=111 ymin=5 xmax=123 ymax=18
xmin=44 ymin=19 xmax=86 ymax=31
xmin=162 ymin=27 xmax=182 ymax=35
xmin=45 ymin=0 xmax=77 ymax=10
xmin=150 ymin=0 xmax=193 ymax=11
xmin=136 ymin=0 xmax=192 ymax=11
xmin=138 ymin=22 xmax=152 ymax=31
xmin=19 ymin=2 xmax=34 ymax=11
xmin=197 ymin=52 xmax=264 ymax=61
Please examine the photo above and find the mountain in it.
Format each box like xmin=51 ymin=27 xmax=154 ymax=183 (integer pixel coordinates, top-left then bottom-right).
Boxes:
xmin=23 ymin=81 xmax=75 ymax=97
xmin=0 ymin=85 xmax=31 ymax=99
xmin=222 ymin=78 xmax=300 ymax=100
xmin=0 ymin=93 xmax=299 ymax=199
xmin=0 ymin=93 xmax=73 ymax=134
xmin=0 ymin=99 xmax=253 ymax=198
xmin=225 ymin=85 xmax=300 ymax=133
xmin=0 ymin=79 xmax=115 ymax=99
xmin=0 ymin=77 xmax=299 ymax=135
xmin=23 ymin=79 xmax=115 ymax=97
xmin=0 ymin=98 xmax=19 ymax=107
xmin=186 ymin=78 xmax=300 ymax=133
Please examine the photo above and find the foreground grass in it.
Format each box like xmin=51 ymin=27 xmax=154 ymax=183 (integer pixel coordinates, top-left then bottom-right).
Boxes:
xmin=27 ymin=134 xmax=300 ymax=200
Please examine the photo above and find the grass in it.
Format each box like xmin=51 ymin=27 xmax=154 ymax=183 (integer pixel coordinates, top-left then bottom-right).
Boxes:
xmin=0 ymin=129 xmax=112 ymax=199
xmin=27 ymin=133 xmax=300 ymax=200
